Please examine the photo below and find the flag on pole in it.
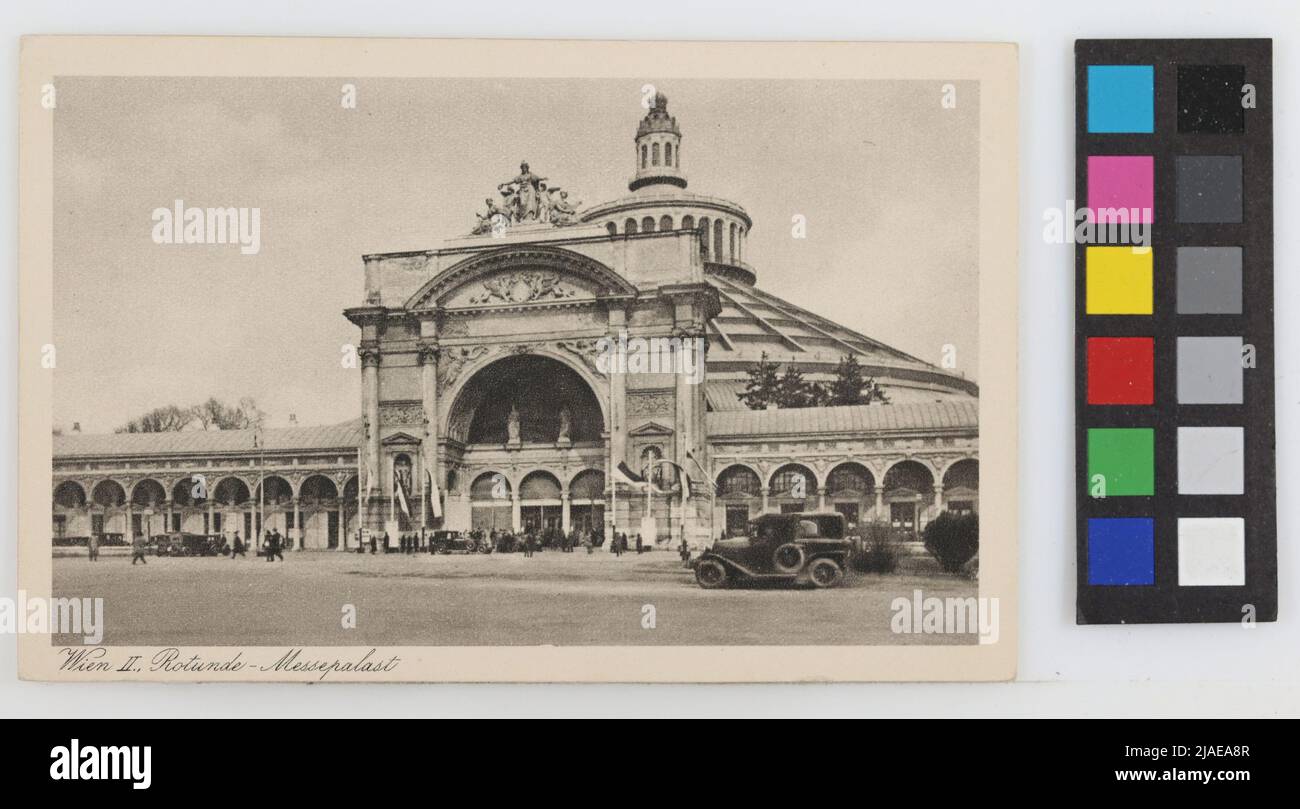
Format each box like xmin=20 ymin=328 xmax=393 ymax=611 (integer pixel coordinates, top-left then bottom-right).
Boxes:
xmin=613 ymin=461 xmax=647 ymax=489
xmin=394 ymin=476 xmax=411 ymax=517
xmin=427 ymin=467 xmax=442 ymax=519
xmin=364 ymin=460 xmax=377 ymax=498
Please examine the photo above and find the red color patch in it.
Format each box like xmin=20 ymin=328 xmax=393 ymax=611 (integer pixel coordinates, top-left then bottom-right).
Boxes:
xmin=1087 ymin=337 xmax=1154 ymax=405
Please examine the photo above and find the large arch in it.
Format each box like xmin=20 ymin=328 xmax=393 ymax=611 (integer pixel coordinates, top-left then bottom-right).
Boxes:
xmin=54 ymin=480 xmax=86 ymax=509
xmin=404 ymin=245 xmax=638 ymax=310
xmin=52 ymin=481 xmax=88 ymax=543
xmin=298 ymin=474 xmax=342 ymax=550
xmin=825 ymin=462 xmax=875 ymax=530
xmin=445 ymin=353 xmax=606 ymax=446
xmin=91 ymin=480 xmax=126 ymax=508
xmin=130 ymin=478 xmax=166 ymax=508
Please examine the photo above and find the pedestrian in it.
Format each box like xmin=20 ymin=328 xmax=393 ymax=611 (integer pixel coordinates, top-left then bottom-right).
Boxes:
xmin=382 ymin=531 xmax=390 ymax=553
xmin=612 ymin=533 xmax=623 ymax=558
xmin=273 ymin=529 xmax=285 ymax=562
xmin=232 ymin=532 xmax=247 ymax=558
xmin=679 ymin=537 xmax=691 ymax=566
xmin=369 ymin=532 xmax=377 ymax=554
xmin=130 ymin=532 xmax=148 ymax=565
xmin=87 ymin=532 xmax=99 ymax=562
xmin=635 ymin=533 xmax=643 ymax=554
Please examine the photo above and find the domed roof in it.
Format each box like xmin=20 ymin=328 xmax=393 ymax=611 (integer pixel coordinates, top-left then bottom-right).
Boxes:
xmin=702 ymin=270 xmax=977 ymax=409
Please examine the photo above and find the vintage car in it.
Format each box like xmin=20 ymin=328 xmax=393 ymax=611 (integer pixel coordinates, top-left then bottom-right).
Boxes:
xmin=430 ymin=530 xmax=493 ymax=554
xmin=693 ymin=512 xmax=852 ymax=589
xmin=155 ymin=532 xmax=224 ymax=557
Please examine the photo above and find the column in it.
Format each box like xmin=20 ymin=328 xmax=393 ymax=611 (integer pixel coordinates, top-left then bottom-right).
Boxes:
xmin=761 ymin=489 xmax=770 ymax=515
xmin=511 ymin=492 xmax=522 ymax=532
xmin=361 ymin=344 xmax=382 ymax=530
xmin=418 ymin=338 xmax=440 ymax=522
xmin=818 ymin=486 xmax=827 ymax=512
xmin=932 ymin=484 xmax=944 ymax=518
xmin=163 ymin=499 xmax=172 ymax=534
xmin=561 ymin=492 xmax=571 ymax=534
xmin=292 ymin=496 xmax=301 ymax=549
xmin=874 ymin=490 xmax=884 ymax=522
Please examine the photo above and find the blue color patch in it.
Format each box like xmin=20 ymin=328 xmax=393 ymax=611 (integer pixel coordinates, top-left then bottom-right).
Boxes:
xmin=1088 ymin=517 xmax=1155 ymax=585
xmin=1088 ymin=65 xmax=1155 ymax=134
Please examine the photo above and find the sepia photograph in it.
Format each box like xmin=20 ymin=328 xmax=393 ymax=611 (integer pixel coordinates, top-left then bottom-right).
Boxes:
xmin=19 ymin=38 xmax=1018 ymax=681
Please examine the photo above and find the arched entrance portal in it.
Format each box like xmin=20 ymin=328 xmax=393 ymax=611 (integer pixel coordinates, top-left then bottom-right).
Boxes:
xmin=445 ymin=353 xmax=608 ymax=534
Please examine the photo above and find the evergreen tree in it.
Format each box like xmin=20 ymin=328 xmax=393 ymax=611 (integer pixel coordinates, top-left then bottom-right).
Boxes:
xmin=739 ymin=352 xmax=782 ymax=409
xmin=776 ymin=364 xmax=812 ymax=408
xmin=829 ymin=355 xmax=866 ymax=405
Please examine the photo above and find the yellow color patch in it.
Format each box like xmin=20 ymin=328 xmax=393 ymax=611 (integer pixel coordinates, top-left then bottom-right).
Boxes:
xmin=1087 ymin=246 xmax=1153 ymax=314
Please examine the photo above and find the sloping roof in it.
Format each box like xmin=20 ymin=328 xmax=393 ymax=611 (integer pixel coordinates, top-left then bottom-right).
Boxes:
xmin=53 ymin=419 xmax=363 ymax=459
xmin=706 ymin=401 xmax=977 ymax=439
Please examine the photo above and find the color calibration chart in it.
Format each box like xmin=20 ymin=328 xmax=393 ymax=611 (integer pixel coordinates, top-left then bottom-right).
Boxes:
xmin=1075 ymin=40 xmax=1275 ymax=624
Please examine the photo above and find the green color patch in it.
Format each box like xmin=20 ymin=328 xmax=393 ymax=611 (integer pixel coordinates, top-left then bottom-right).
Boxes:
xmin=1088 ymin=428 xmax=1154 ymax=497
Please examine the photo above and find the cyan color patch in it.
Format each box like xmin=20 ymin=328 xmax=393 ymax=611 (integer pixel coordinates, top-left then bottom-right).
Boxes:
xmin=1088 ymin=517 xmax=1155 ymax=585
xmin=1088 ymin=65 xmax=1155 ymax=133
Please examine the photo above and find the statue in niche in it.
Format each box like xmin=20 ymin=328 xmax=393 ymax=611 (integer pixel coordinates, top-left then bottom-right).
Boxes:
xmin=557 ymin=407 xmax=572 ymax=443
xmin=506 ymin=403 xmax=521 ymax=444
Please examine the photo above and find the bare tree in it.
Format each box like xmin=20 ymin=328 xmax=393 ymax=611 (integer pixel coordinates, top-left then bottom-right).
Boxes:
xmin=115 ymin=404 xmax=196 ymax=433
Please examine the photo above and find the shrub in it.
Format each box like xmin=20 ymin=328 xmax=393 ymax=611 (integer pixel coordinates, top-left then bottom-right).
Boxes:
xmin=850 ymin=521 xmax=902 ymax=574
xmin=923 ymin=511 xmax=979 ymax=574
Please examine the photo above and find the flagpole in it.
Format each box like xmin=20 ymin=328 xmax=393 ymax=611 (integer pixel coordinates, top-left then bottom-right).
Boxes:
xmin=355 ymin=447 xmax=362 ymax=550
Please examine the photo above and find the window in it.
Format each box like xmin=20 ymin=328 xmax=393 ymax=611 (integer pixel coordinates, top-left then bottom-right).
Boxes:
xmin=53 ymin=514 xmax=67 ymax=540
xmin=681 ymin=214 xmax=694 ymax=231
xmin=833 ymin=503 xmax=860 ymax=528
xmin=724 ymin=505 xmax=749 ymax=537
xmin=625 ymin=218 xmax=638 ymax=235
xmin=660 ymin=215 xmax=673 ymax=231
xmin=606 ymin=222 xmax=617 ymax=237
xmin=665 ymin=142 xmax=673 ymax=166
xmin=652 ymin=143 xmax=660 ymax=166
xmin=641 ymin=216 xmax=655 ymax=233
xmin=640 ymin=144 xmax=647 ymax=169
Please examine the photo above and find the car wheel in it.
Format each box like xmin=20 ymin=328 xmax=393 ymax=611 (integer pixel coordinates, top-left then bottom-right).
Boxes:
xmin=773 ymin=543 xmax=805 ymax=574
xmin=808 ymin=558 xmax=844 ymax=589
xmin=695 ymin=558 xmax=729 ymax=589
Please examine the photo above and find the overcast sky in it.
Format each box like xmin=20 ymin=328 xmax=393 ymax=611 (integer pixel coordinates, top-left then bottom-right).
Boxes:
xmin=53 ymin=77 xmax=979 ymax=434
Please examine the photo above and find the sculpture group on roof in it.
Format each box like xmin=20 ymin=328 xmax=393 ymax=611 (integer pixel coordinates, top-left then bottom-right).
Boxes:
xmin=472 ymin=161 xmax=581 ymax=234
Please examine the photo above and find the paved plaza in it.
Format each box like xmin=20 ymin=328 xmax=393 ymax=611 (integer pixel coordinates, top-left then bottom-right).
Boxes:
xmin=52 ymin=551 xmax=978 ymax=647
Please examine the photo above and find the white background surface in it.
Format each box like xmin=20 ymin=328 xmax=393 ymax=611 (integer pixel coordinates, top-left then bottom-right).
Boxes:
xmin=1 ymin=0 xmax=1296 ymax=717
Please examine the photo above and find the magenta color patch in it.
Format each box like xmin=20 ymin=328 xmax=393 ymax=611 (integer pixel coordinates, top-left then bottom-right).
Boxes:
xmin=1087 ymin=155 xmax=1154 ymax=223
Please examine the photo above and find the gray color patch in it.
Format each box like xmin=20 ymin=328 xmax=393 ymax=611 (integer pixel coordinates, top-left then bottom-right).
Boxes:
xmin=1177 ymin=246 xmax=1242 ymax=314
xmin=1177 ymin=336 xmax=1243 ymax=404
xmin=1177 ymin=426 xmax=1244 ymax=494
xmin=1176 ymin=155 xmax=1243 ymax=223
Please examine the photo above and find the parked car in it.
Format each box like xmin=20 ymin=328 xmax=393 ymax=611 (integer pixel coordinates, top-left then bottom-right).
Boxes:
xmin=693 ymin=512 xmax=851 ymax=589
xmin=430 ymin=530 xmax=492 ymax=554
xmin=155 ymin=532 xmax=223 ymax=557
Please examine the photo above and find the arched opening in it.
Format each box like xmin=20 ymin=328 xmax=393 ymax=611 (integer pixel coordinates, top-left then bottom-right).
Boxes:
xmin=769 ymin=463 xmax=816 ymax=513
xmin=698 ymin=217 xmax=710 ymax=259
xmin=883 ymin=460 xmax=935 ymax=538
xmin=54 ymin=480 xmax=86 ymax=509
xmin=469 ymin=471 xmax=511 ymax=533
xmin=640 ymin=144 xmax=647 ymax=169
xmin=652 ymin=142 xmax=660 ymax=166
xmin=665 ymin=142 xmax=673 ymax=166
xmin=451 ymin=354 xmax=604 ymax=446
xmin=942 ymin=459 xmax=979 ymax=516
xmin=713 ymin=219 xmax=724 ymax=261
xmin=826 ymin=462 xmax=875 ymax=529
xmin=90 ymin=480 xmax=127 ymax=540
xmin=568 ymin=469 xmax=605 ymax=536
xmin=659 ymin=214 xmax=673 ymax=232
xmin=213 ymin=477 xmax=251 ymax=540
xmin=681 ymin=214 xmax=694 ymax=231
xmin=605 ymin=222 xmax=617 ymax=237
xmin=519 ymin=471 xmax=562 ymax=534
xmin=131 ymin=479 xmax=167 ymax=538
xmin=300 ymin=474 xmax=341 ymax=549
xmin=716 ymin=465 xmax=761 ymax=536
xmin=625 ymin=218 xmax=638 ymax=235
xmin=52 ymin=481 xmax=86 ymax=544
xmin=641 ymin=216 xmax=656 ymax=233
